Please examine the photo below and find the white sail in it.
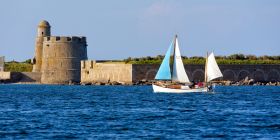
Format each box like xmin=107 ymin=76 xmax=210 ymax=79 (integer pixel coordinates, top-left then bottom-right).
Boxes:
xmin=206 ymin=52 xmax=223 ymax=81
xmin=172 ymin=37 xmax=190 ymax=82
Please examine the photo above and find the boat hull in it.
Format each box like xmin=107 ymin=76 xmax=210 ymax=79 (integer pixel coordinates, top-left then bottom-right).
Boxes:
xmin=152 ymin=84 xmax=208 ymax=93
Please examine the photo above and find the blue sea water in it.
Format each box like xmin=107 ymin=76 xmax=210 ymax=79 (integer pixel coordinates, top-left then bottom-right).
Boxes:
xmin=0 ymin=85 xmax=280 ymax=139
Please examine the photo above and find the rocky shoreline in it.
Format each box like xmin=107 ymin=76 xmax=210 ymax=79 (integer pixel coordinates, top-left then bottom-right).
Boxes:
xmin=218 ymin=77 xmax=280 ymax=86
xmin=1 ymin=77 xmax=279 ymax=86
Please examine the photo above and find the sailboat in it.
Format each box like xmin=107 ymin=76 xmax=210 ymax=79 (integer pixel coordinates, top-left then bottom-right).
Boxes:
xmin=152 ymin=35 xmax=223 ymax=93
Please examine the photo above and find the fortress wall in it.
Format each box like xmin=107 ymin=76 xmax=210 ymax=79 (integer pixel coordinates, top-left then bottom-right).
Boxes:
xmin=132 ymin=64 xmax=160 ymax=82
xmin=0 ymin=72 xmax=21 ymax=83
xmin=0 ymin=72 xmax=11 ymax=80
xmin=0 ymin=72 xmax=41 ymax=83
xmin=81 ymin=60 xmax=133 ymax=83
xmin=20 ymin=72 xmax=41 ymax=82
xmin=41 ymin=36 xmax=87 ymax=84
xmin=131 ymin=64 xmax=280 ymax=82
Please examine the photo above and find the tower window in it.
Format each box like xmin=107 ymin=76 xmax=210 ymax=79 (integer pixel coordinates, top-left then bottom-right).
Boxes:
xmin=42 ymin=32 xmax=43 ymax=35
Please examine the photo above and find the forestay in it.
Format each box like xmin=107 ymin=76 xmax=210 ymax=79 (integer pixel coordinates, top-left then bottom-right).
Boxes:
xmin=172 ymin=38 xmax=190 ymax=82
xmin=155 ymin=41 xmax=173 ymax=80
xmin=206 ymin=52 xmax=223 ymax=81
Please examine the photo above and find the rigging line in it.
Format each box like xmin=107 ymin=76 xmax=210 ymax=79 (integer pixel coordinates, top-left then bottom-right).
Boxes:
xmin=176 ymin=36 xmax=185 ymax=56
xmin=176 ymin=36 xmax=191 ymax=76
xmin=177 ymin=36 xmax=193 ymax=58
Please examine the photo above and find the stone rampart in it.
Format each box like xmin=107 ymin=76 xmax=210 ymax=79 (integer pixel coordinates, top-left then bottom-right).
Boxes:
xmin=81 ymin=62 xmax=280 ymax=84
xmin=20 ymin=72 xmax=41 ymax=82
xmin=132 ymin=64 xmax=160 ymax=82
xmin=0 ymin=72 xmax=42 ymax=83
xmin=0 ymin=72 xmax=21 ymax=83
xmin=81 ymin=60 xmax=132 ymax=83
xmin=132 ymin=64 xmax=280 ymax=82
xmin=0 ymin=72 xmax=11 ymax=80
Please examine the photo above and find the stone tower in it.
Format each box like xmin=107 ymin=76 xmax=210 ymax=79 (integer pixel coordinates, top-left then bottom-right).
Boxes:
xmin=32 ymin=20 xmax=88 ymax=84
xmin=32 ymin=20 xmax=51 ymax=72
xmin=41 ymin=36 xmax=87 ymax=84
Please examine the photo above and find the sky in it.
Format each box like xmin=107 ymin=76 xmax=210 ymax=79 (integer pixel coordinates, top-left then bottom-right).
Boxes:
xmin=0 ymin=0 xmax=280 ymax=62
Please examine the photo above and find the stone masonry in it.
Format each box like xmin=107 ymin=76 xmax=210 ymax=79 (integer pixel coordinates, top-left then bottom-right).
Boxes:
xmin=81 ymin=60 xmax=133 ymax=83
xmin=133 ymin=64 xmax=280 ymax=83
xmin=81 ymin=62 xmax=280 ymax=83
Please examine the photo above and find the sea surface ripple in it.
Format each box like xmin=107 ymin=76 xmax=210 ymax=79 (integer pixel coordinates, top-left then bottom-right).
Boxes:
xmin=0 ymin=85 xmax=280 ymax=139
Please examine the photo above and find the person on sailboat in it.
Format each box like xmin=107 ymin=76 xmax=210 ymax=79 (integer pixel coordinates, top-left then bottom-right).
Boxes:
xmin=189 ymin=81 xmax=195 ymax=89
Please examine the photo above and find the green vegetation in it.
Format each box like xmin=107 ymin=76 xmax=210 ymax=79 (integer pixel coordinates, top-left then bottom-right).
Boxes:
xmin=5 ymin=59 xmax=33 ymax=72
xmin=122 ymin=54 xmax=280 ymax=64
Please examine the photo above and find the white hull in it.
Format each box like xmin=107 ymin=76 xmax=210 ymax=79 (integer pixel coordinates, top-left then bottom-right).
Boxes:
xmin=152 ymin=84 xmax=208 ymax=93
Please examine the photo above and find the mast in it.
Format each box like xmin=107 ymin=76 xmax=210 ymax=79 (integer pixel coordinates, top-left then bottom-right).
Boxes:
xmin=171 ymin=35 xmax=177 ymax=83
xmin=205 ymin=52 xmax=208 ymax=86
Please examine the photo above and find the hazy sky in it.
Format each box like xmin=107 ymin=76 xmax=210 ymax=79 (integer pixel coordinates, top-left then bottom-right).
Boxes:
xmin=1 ymin=0 xmax=280 ymax=61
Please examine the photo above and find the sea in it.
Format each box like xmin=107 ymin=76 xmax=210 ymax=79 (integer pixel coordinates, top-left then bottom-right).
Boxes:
xmin=0 ymin=85 xmax=280 ymax=139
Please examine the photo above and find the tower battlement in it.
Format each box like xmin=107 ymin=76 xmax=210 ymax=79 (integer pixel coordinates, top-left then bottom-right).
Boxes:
xmin=44 ymin=36 xmax=86 ymax=43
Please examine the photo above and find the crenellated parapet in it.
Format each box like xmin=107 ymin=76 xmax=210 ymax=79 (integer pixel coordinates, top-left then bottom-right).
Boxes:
xmin=43 ymin=36 xmax=86 ymax=43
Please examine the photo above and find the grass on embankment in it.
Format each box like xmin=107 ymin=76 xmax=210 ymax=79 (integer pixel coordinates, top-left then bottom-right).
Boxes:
xmin=5 ymin=63 xmax=33 ymax=72
xmin=126 ymin=59 xmax=280 ymax=64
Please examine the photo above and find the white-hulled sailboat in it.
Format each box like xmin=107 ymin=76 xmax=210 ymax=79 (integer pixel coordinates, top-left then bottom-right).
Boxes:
xmin=152 ymin=35 xmax=223 ymax=93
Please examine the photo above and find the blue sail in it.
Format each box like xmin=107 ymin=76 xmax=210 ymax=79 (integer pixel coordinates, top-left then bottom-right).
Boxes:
xmin=155 ymin=40 xmax=174 ymax=80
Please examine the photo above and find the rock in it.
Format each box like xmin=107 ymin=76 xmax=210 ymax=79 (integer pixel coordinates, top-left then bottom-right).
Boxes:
xmin=80 ymin=82 xmax=91 ymax=85
xmin=126 ymin=82 xmax=134 ymax=85
xmin=277 ymin=82 xmax=280 ymax=86
xmin=111 ymin=81 xmax=121 ymax=85
xmin=54 ymin=83 xmax=64 ymax=85
xmin=270 ymin=82 xmax=276 ymax=86
xmin=95 ymin=82 xmax=105 ymax=85
xmin=118 ymin=82 xmax=126 ymax=85
xmin=69 ymin=80 xmax=73 ymax=85
xmin=225 ymin=81 xmax=231 ymax=86
xmin=141 ymin=79 xmax=148 ymax=82
xmin=248 ymin=79 xmax=254 ymax=85
xmin=69 ymin=82 xmax=78 ymax=85
xmin=237 ymin=77 xmax=255 ymax=85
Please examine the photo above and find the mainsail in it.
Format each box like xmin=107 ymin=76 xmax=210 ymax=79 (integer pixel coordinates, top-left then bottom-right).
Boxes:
xmin=155 ymin=41 xmax=173 ymax=80
xmin=172 ymin=37 xmax=190 ymax=82
xmin=206 ymin=52 xmax=223 ymax=81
